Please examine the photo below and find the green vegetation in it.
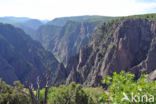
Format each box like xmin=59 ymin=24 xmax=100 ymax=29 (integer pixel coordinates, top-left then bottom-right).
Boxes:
xmin=0 ymin=79 xmax=31 ymax=104
xmin=84 ymin=87 xmax=105 ymax=104
xmin=99 ymin=71 xmax=156 ymax=104
xmin=39 ymin=82 xmax=104 ymax=104
xmin=0 ymin=71 xmax=156 ymax=104
xmin=126 ymin=13 xmax=156 ymax=20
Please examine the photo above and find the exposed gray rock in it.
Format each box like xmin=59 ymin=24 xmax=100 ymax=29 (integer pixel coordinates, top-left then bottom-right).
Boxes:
xmin=66 ymin=18 xmax=156 ymax=86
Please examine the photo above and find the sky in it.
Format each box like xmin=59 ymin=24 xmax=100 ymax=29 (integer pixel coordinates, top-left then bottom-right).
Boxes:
xmin=0 ymin=0 xmax=156 ymax=20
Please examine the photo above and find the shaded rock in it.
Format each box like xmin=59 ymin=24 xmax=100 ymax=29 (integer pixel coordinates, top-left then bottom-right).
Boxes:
xmin=0 ymin=23 xmax=60 ymax=87
xmin=34 ymin=16 xmax=114 ymax=64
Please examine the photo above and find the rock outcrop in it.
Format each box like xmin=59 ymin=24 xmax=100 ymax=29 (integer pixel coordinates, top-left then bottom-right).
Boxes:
xmin=34 ymin=16 xmax=114 ymax=64
xmin=66 ymin=18 xmax=156 ymax=86
xmin=149 ymin=70 xmax=156 ymax=81
xmin=0 ymin=23 xmax=61 ymax=86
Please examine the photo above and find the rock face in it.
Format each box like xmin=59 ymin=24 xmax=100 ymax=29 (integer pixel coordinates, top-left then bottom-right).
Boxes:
xmin=34 ymin=16 xmax=114 ymax=64
xmin=66 ymin=18 xmax=156 ymax=86
xmin=149 ymin=70 xmax=156 ymax=81
xmin=0 ymin=23 xmax=62 ymax=86
xmin=34 ymin=21 xmax=101 ymax=64
xmin=33 ymin=25 xmax=61 ymax=52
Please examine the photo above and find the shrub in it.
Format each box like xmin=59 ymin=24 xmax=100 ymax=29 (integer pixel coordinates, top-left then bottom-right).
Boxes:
xmin=99 ymin=71 xmax=156 ymax=104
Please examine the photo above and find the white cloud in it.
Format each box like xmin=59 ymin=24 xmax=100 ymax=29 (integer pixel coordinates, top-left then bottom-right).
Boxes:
xmin=0 ymin=0 xmax=156 ymax=19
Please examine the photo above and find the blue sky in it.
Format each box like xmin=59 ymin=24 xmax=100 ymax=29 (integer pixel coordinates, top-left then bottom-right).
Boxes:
xmin=0 ymin=0 xmax=156 ymax=20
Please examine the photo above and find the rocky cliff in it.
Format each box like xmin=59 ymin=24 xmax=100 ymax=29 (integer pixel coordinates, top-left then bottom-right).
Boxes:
xmin=34 ymin=21 xmax=101 ymax=64
xmin=0 ymin=23 xmax=63 ymax=86
xmin=34 ymin=16 xmax=114 ymax=64
xmin=66 ymin=16 xmax=156 ymax=86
